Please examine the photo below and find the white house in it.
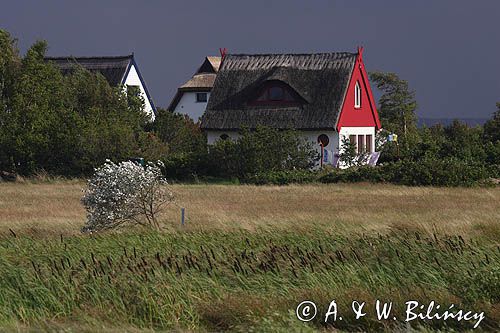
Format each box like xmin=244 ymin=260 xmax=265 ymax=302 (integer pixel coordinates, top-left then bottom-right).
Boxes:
xmin=46 ymin=54 xmax=157 ymax=121
xmin=200 ymin=49 xmax=382 ymax=167
xmin=168 ymin=56 xmax=220 ymax=121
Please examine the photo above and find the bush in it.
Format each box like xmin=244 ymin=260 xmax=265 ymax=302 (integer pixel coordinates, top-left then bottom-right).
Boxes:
xmin=81 ymin=160 xmax=173 ymax=232
xmin=387 ymin=158 xmax=490 ymax=186
xmin=317 ymin=158 xmax=491 ymax=187
xmin=207 ymin=126 xmax=318 ymax=180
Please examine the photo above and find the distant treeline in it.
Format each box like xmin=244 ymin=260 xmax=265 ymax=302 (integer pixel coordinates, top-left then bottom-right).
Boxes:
xmin=417 ymin=118 xmax=489 ymax=127
xmin=1 ymin=30 xmax=499 ymax=186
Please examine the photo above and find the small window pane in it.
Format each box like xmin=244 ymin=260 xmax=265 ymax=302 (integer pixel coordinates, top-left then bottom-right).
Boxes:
xmin=196 ymin=93 xmax=208 ymax=103
xmin=269 ymin=86 xmax=284 ymax=101
xmin=349 ymin=135 xmax=356 ymax=145
xmin=366 ymin=135 xmax=373 ymax=153
xmin=357 ymin=135 xmax=365 ymax=154
xmin=354 ymin=82 xmax=361 ymax=108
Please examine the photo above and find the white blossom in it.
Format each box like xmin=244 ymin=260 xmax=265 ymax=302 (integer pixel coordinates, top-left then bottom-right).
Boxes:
xmin=81 ymin=160 xmax=173 ymax=232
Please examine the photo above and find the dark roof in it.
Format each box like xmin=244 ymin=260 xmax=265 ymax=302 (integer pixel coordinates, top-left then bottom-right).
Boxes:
xmin=200 ymin=52 xmax=357 ymax=130
xmin=45 ymin=55 xmax=133 ymax=86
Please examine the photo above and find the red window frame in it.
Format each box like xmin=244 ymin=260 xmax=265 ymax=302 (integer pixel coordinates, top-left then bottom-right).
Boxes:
xmin=249 ymin=81 xmax=301 ymax=106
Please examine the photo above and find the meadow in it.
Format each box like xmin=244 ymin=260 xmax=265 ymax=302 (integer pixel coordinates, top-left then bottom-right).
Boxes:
xmin=0 ymin=181 xmax=498 ymax=332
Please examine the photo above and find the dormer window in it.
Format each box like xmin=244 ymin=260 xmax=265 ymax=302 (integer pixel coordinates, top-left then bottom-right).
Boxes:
xmin=269 ymin=86 xmax=285 ymax=101
xmin=251 ymin=81 xmax=303 ymax=106
xmin=354 ymin=81 xmax=361 ymax=108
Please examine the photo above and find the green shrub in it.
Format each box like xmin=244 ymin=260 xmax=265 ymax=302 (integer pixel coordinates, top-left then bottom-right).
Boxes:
xmin=388 ymin=158 xmax=490 ymax=186
xmin=207 ymin=126 xmax=318 ymax=180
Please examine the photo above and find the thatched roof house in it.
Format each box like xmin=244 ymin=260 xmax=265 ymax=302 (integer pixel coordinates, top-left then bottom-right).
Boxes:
xmin=200 ymin=49 xmax=381 ymax=167
xmin=45 ymin=54 xmax=157 ymax=120
xmin=168 ymin=56 xmax=221 ymax=120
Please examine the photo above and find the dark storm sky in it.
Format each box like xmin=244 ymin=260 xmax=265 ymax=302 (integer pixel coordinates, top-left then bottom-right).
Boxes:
xmin=1 ymin=0 xmax=499 ymax=119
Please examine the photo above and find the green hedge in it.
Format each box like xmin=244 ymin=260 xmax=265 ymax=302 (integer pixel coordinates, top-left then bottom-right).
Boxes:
xmin=241 ymin=159 xmax=496 ymax=187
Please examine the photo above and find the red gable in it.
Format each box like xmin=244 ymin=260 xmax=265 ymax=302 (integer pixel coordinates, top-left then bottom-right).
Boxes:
xmin=336 ymin=47 xmax=381 ymax=131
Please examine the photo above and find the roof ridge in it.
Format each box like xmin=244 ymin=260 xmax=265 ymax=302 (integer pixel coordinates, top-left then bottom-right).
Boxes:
xmin=44 ymin=54 xmax=134 ymax=60
xmin=226 ymin=52 xmax=357 ymax=57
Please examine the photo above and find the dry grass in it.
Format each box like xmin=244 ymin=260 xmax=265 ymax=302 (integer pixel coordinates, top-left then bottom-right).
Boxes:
xmin=0 ymin=181 xmax=498 ymax=238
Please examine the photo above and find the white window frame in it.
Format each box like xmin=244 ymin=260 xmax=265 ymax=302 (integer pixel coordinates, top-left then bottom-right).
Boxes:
xmin=354 ymin=81 xmax=361 ymax=108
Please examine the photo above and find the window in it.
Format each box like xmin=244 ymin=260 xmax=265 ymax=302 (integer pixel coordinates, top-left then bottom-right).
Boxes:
xmin=251 ymin=81 xmax=301 ymax=105
xmin=196 ymin=92 xmax=208 ymax=103
xmin=366 ymin=135 xmax=373 ymax=153
xmin=354 ymin=81 xmax=361 ymax=108
xmin=268 ymin=86 xmax=285 ymax=101
xmin=317 ymin=134 xmax=330 ymax=147
xmin=357 ymin=135 xmax=365 ymax=154
xmin=220 ymin=134 xmax=229 ymax=140
xmin=349 ymin=135 xmax=356 ymax=145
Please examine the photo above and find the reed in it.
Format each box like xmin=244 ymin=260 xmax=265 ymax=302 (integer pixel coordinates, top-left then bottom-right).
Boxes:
xmin=0 ymin=228 xmax=498 ymax=331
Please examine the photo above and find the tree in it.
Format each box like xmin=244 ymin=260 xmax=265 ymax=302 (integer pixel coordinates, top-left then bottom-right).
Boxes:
xmin=0 ymin=29 xmax=20 ymax=172
xmin=484 ymin=102 xmax=500 ymax=143
xmin=81 ymin=160 xmax=174 ymax=232
xmin=153 ymin=108 xmax=205 ymax=155
xmin=369 ymin=71 xmax=418 ymax=150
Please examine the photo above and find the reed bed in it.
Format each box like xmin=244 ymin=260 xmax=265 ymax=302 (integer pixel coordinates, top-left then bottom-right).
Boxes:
xmin=0 ymin=229 xmax=498 ymax=331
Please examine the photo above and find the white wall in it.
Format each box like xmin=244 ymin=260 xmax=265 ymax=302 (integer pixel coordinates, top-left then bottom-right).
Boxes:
xmin=338 ymin=126 xmax=376 ymax=168
xmin=174 ymin=92 xmax=211 ymax=121
xmin=206 ymin=127 xmax=377 ymax=168
xmin=301 ymin=130 xmax=339 ymax=167
xmin=206 ymin=130 xmax=339 ymax=166
xmin=123 ymin=64 xmax=155 ymax=121
xmin=206 ymin=130 xmax=240 ymax=144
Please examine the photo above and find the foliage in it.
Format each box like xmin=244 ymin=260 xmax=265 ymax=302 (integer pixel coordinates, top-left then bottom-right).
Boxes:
xmin=208 ymin=126 xmax=318 ymax=180
xmin=153 ymin=108 xmax=206 ymax=155
xmin=0 ymin=229 xmax=498 ymax=331
xmin=81 ymin=160 xmax=173 ymax=232
xmin=484 ymin=102 xmax=500 ymax=143
xmin=0 ymin=28 xmax=498 ymax=187
xmin=369 ymin=71 xmax=418 ymax=161
xmin=338 ymin=135 xmax=369 ymax=167
xmin=0 ymin=29 xmax=166 ymax=176
xmin=369 ymin=71 xmax=418 ymax=136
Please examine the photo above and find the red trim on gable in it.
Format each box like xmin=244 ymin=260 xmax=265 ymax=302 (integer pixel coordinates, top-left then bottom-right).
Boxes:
xmin=336 ymin=53 xmax=381 ymax=131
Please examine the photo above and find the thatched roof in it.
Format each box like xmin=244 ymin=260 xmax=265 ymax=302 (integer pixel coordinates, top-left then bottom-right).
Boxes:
xmin=179 ymin=73 xmax=217 ymax=91
xmin=168 ymin=56 xmax=221 ymax=111
xmin=200 ymin=52 xmax=357 ymax=130
xmin=196 ymin=56 xmax=221 ymax=74
xmin=45 ymin=55 xmax=133 ymax=86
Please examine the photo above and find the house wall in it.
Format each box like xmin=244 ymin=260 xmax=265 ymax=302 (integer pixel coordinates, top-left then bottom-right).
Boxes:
xmin=123 ymin=64 xmax=155 ymax=121
xmin=206 ymin=130 xmax=240 ymax=144
xmin=174 ymin=92 xmax=211 ymax=121
xmin=206 ymin=129 xmax=340 ymax=166
xmin=338 ymin=126 xmax=376 ymax=168
xmin=301 ymin=130 xmax=339 ymax=167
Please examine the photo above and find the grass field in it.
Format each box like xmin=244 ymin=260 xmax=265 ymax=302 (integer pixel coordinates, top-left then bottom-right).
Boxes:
xmin=0 ymin=181 xmax=498 ymax=332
